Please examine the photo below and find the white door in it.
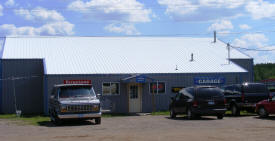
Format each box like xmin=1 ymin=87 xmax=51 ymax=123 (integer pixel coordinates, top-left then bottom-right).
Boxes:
xmin=128 ymin=83 xmax=142 ymax=113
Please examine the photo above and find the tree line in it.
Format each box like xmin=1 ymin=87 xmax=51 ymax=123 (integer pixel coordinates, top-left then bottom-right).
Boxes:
xmin=254 ymin=63 xmax=275 ymax=82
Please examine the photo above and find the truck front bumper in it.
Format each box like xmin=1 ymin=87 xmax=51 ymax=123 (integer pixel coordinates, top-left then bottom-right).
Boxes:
xmin=57 ymin=112 xmax=101 ymax=119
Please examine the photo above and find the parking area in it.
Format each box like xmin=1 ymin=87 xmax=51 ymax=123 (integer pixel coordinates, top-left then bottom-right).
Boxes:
xmin=1 ymin=115 xmax=275 ymax=141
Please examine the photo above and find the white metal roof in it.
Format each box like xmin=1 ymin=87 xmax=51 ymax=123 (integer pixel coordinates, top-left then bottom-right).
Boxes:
xmin=0 ymin=37 xmax=251 ymax=74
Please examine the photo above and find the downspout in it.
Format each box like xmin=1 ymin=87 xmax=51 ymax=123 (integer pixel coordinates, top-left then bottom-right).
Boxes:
xmin=0 ymin=37 xmax=6 ymax=113
xmin=43 ymin=59 xmax=48 ymax=115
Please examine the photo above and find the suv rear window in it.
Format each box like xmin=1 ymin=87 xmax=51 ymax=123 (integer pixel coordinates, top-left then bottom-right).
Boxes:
xmin=196 ymin=87 xmax=223 ymax=99
xmin=243 ymin=84 xmax=268 ymax=93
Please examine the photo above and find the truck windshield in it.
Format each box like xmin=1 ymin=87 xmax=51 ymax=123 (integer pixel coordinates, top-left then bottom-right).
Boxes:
xmin=59 ymin=86 xmax=96 ymax=98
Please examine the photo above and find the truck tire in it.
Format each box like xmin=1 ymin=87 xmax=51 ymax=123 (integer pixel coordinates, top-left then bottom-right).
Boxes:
xmin=50 ymin=110 xmax=62 ymax=125
xmin=95 ymin=117 xmax=101 ymax=124
xmin=187 ymin=107 xmax=194 ymax=120
xmin=258 ymin=107 xmax=269 ymax=118
xmin=170 ymin=108 xmax=176 ymax=118
xmin=231 ymin=104 xmax=240 ymax=116
xmin=217 ymin=114 xmax=224 ymax=119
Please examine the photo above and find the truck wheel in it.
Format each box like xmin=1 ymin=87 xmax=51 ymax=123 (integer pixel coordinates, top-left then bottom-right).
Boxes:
xmin=50 ymin=111 xmax=62 ymax=125
xmin=231 ymin=104 xmax=240 ymax=116
xmin=170 ymin=108 xmax=176 ymax=118
xmin=258 ymin=107 xmax=269 ymax=118
xmin=217 ymin=114 xmax=224 ymax=119
xmin=187 ymin=107 xmax=194 ymax=120
xmin=95 ymin=117 xmax=101 ymax=124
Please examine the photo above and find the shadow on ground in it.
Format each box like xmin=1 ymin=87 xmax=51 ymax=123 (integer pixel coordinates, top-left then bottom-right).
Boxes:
xmin=166 ymin=116 xmax=216 ymax=121
xmin=38 ymin=120 xmax=96 ymax=127
xmin=254 ymin=116 xmax=275 ymax=121
xmin=224 ymin=113 xmax=257 ymax=118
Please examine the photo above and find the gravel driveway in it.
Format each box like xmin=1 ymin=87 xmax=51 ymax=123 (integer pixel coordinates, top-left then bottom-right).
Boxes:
xmin=1 ymin=115 xmax=275 ymax=141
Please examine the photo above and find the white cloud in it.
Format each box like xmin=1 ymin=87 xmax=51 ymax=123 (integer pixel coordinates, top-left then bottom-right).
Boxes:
xmin=233 ymin=33 xmax=268 ymax=48
xmin=0 ymin=4 xmax=3 ymax=16
xmin=68 ymin=0 xmax=152 ymax=23
xmin=232 ymin=33 xmax=273 ymax=63
xmin=0 ymin=22 xmax=74 ymax=36
xmin=5 ymin=0 xmax=15 ymax=7
xmin=1 ymin=7 xmax=74 ymax=36
xmin=158 ymin=0 xmax=247 ymax=21
xmin=14 ymin=7 xmax=65 ymax=22
xmin=239 ymin=24 xmax=251 ymax=30
xmin=208 ymin=20 xmax=233 ymax=31
xmin=104 ymin=23 xmax=140 ymax=35
xmin=246 ymin=0 xmax=275 ymax=20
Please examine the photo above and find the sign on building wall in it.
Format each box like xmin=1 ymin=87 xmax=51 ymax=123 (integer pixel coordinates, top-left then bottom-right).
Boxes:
xmin=64 ymin=80 xmax=92 ymax=84
xmin=136 ymin=75 xmax=146 ymax=83
xmin=171 ymin=87 xmax=185 ymax=93
xmin=194 ymin=77 xmax=225 ymax=85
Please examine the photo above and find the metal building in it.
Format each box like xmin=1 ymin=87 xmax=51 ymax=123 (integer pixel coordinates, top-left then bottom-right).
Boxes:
xmin=0 ymin=37 xmax=253 ymax=114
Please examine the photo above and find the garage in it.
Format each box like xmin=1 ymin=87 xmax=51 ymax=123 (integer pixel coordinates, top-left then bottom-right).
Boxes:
xmin=0 ymin=36 xmax=253 ymax=114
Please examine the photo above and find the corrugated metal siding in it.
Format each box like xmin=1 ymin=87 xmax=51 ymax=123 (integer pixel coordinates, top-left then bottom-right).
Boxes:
xmin=230 ymin=59 xmax=254 ymax=82
xmin=46 ymin=72 xmax=249 ymax=113
xmin=1 ymin=59 xmax=44 ymax=114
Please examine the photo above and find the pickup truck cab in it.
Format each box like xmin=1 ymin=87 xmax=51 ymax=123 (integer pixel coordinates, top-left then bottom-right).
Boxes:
xmin=222 ymin=82 xmax=269 ymax=116
xmin=49 ymin=84 xmax=101 ymax=125
xmin=256 ymin=96 xmax=275 ymax=118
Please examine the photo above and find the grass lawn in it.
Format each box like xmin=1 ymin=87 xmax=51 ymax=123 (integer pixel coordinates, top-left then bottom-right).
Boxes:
xmin=0 ymin=114 xmax=50 ymax=125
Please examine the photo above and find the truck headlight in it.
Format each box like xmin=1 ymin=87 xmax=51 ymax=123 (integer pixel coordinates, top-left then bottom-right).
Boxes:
xmin=60 ymin=105 xmax=67 ymax=112
xmin=92 ymin=105 xmax=99 ymax=111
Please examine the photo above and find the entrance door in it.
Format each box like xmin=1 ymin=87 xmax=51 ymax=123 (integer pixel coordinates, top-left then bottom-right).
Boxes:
xmin=128 ymin=83 xmax=142 ymax=113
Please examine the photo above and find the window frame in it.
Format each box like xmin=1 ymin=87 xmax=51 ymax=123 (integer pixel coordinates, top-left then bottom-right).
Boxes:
xmin=102 ymin=82 xmax=120 ymax=96
xmin=149 ymin=81 xmax=166 ymax=94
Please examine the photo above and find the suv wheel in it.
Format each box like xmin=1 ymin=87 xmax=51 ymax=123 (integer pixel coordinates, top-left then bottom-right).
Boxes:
xmin=217 ymin=114 xmax=224 ymax=119
xmin=258 ymin=107 xmax=269 ymax=118
xmin=231 ymin=104 xmax=240 ymax=116
xmin=95 ymin=117 xmax=101 ymax=124
xmin=170 ymin=108 xmax=176 ymax=118
xmin=187 ymin=107 xmax=194 ymax=120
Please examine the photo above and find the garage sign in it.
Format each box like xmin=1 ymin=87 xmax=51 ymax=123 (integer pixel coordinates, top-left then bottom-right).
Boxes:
xmin=64 ymin=80 xmax=92 ymax=84
xmin=194 ymin=77 xmax=225 ymax=85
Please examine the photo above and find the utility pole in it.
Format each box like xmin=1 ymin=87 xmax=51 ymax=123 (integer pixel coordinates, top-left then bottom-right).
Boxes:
xmin=227 ymin=43 xmax=230 ymax=64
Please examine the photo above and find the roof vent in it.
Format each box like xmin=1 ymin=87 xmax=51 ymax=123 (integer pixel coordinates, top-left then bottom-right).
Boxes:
xmin=214 ymin=31 xmax=216 ymax=43
xmin=190 ymin=53 xmax=194 ymax=62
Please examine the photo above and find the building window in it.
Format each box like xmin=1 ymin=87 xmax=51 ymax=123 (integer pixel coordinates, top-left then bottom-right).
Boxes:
xmin=102 ymin=82 xmax=120 ymax=95
xmin=150 ymin=82 xmax=166 ymax=94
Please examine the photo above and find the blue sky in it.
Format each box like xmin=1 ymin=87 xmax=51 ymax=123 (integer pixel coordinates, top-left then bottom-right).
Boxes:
xmin=0 ymin=0 xmax=275 ymax=64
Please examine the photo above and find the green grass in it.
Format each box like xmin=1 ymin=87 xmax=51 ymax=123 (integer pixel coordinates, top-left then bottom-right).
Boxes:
xmin=102 ymin=113 xmax=129 ymax=118
xmin=151 ymin=111 xmax=170 ymax=116
xmin=0 ymin=114 xmax=50 ymax=125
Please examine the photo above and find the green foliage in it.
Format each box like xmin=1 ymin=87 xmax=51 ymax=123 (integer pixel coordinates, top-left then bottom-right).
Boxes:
xmin=254 ymin=63 xmax=275 ymax=81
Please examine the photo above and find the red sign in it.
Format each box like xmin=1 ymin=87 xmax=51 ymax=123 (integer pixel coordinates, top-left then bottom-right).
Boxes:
xmin=64 ymin=80 xmax=91 ymax=84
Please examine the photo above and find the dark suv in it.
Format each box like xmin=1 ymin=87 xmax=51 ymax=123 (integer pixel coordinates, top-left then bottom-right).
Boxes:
xmin=222 ymin=82 xmax=269 ymax=116
xmin=169 ymin=86 xmax=226 ymax=119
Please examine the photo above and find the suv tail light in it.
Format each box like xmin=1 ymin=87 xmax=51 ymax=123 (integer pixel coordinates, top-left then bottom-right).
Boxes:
xmin=193 ymin=100 xmax=198 ymax=107
xmin=224 ymin=99 xmax=227 ymax=104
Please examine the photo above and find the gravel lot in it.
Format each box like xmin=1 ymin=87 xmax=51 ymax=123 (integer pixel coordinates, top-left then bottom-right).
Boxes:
xmin=1 ymin=115 xmax=275 ymax=141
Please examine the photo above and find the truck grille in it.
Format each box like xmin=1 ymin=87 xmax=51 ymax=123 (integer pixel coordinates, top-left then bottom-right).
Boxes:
xmin=66 ymin=105 xmax=99 ymax=112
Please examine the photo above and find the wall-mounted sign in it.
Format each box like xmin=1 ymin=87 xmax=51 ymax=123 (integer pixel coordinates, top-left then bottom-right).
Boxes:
xmin=136 ymin=75 xmax=146 ymax=83
xmin=194 ymin=77 xmax=225 ymax=85
xmin=64 ymin=80 xmax=92 ymax=84
xmin=171 ymin=87 xmax=185 ymax=93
